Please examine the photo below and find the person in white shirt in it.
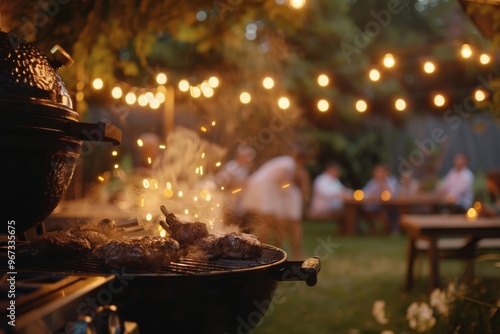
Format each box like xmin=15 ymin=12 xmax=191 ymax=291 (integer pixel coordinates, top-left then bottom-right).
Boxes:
xmin=308 ymin=162 xmax=352 ymax=219
xmin=435 ymin=152 xmax=474 ymax=212
xmin=215 ymin=145 xmax=255 ymax=229
xmin=239 ymin=149 xmax=310 ymax=259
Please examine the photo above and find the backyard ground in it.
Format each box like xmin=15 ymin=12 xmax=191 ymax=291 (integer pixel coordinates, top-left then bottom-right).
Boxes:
xmin=253 ymin=221 xmax=500 ymax=334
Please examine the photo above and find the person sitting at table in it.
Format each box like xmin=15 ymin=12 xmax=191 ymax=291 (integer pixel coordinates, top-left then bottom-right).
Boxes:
xmin=307 ymin=162 xmax=353 ymax=221
xmin=479 ymin=168 xmax=500 ymax=217
xmin=361 ymin=164 xmax=400 ymax=234
xmin=395 ymin=173 xmax=420 ymax=197
xmin=434 ymin=152 xmax=474 ymax=213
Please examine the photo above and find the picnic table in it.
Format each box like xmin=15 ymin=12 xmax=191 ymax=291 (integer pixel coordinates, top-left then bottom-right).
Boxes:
xmin=342 ymin=192 xmax=455 ymax=235
xmin=400 ymin=214 xmax=500 ymax=291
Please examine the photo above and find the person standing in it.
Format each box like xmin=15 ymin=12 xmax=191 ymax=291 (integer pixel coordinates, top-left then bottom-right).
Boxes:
xmin=238 ymin=149 xmax=310 ymax=259
xmin=216 ymin=145 xmax=254 ymax=229
xmin=435 ymin=152 xmax=474 ymax=213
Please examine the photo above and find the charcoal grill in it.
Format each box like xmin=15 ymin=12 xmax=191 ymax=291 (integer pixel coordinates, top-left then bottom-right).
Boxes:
xmin=2 ymin=243 xmax=319 ymax=333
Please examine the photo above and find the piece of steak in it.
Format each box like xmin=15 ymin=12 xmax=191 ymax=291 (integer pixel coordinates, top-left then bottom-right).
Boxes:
xmin=22 ymin=230 xmax=92 ymax=256
xmin=216 ymin=232 xmax=262 ymax=259
xmin=93 ymin=236 xmax=180 ymax=269
xmin=186 ymin=232 xmax=262 ymax=260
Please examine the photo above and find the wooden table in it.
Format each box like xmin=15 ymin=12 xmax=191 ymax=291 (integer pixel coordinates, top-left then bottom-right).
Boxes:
xmin=400 ymin=214 xmax=500 ymax=291
xmin=342 ymin=193 xmax=454 ymax=235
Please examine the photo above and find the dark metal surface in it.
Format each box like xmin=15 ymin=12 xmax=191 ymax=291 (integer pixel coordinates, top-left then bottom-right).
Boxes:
xmin=8 ymin=244 xmax=287 ymax=276
xmin=0 ymin=31 xmax=73 ymax=110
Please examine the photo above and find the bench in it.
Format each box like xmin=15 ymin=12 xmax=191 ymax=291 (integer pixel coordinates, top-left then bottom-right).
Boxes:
xmin=410 ymin=237 xmax=500 ymax=285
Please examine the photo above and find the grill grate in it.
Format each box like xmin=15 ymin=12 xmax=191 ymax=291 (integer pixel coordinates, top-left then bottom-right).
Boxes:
xmin=6 ymin=245 xmax=286 ymax=276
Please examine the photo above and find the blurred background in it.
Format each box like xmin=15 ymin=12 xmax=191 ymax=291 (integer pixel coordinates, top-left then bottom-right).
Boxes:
xmin=2 ymin=0 xmax=500 ymax=201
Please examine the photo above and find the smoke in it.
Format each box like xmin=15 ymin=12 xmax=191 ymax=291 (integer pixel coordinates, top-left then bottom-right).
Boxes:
xmin=119 ymin=126 xmax=230 ymax=235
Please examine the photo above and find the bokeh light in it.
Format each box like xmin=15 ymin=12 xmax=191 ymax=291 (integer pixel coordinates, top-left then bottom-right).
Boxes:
xmin=263 ymin=77 xmax=275 ymax=89
xmin=240 ymin=91 xmax=251 ymax=104
xmin=317 ymin=99 xmax=329 ymax=112
xmin=317 ymin=74 xmax=329 ymax=87
xmin=383 ymin=53 xmax=395 ymax=68
xmin=278 ymin=97 xmax=290 ymax=109
xmin=92 ymin=78 xmax=103 ymax=90
xmin=355 ymin=99 xmax=367 ymax=112
xmin=433 ymin=94 xmax=446 ymax=107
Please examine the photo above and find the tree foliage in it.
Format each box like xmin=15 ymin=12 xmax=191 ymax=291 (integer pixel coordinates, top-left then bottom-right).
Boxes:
xmin=1 ymin=0 xmax=496 ymax=186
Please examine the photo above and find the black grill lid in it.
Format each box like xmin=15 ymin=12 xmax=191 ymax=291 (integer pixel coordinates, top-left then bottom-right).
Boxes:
xmin=0 ymin=30 xmax=76 ymax=117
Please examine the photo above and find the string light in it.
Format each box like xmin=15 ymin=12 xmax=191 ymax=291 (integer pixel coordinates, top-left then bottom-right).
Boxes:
xmin=317 ymin=99 xmax=329 ymax=112
xmin=156 ymin=73 xmax=167 ymax=85
xmin=474 ymin=89 xmax=487 ymax=102
xmin=423 ymin=61 xmax=435 ymax=74
xmin=149 ymin=98 xmax=161 ymax=109
xmin=479 ymin=53 xmax=490 ymax=65
xmin=317 ymin=74 xmax=329 ymax=87
xmin=138 ymin=94 xmax=148 ymax=107
xmin=395 ymin=98 xmax=406 ymax=111
xmin=125 ymin=92 xmax=136 ymax=105
xmin=461 ymin=44 xmax=472 ymax=59
xmin=111 ymin=86 xmax=123 ymax=99
xmin=92 ymin=78 xmax=104 ymax=90
xmin=155 ymin=91 xmax=166 ymax=103
xmin=178 ymin=79 xmax=190 ymax=92
xmin=288 ymin=0 xmax=306 ymax=9
xmin=383 ymin=53 xmax=395 ymax=68
xmin=263 ymin=77 xmax=275 ymax=89
xmin=369 ymin=69 xmax=381 ymax=81
xmin=190 ymin=86 xmax=201 ymax=98
xmin=355 ymin=99 xmax=367 ymax=112
xmin=278 ymin=97 xmax=290 ymax=109
xmin=240 ymin=92 xmax=251 ymax=104
xmin=208 ymin=76 xmax=220 ymax=88
xmin=433 ymin=94 xmax=446 ymax=107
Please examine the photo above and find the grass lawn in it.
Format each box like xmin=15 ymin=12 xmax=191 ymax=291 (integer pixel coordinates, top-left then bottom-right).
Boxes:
xmin=252 ymin=221 xmax=500 ymax=334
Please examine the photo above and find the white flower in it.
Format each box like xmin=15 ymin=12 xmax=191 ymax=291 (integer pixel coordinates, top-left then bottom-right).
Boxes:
xmin=372 ymin=300 xmax=389 ymax=325
xmin=406 ymin=302 xmax=436 ymax=333
xmin=430 ymin=288 xmax=449 ymax=318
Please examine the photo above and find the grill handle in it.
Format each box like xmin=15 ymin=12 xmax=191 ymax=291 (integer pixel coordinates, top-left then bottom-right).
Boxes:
xmin=270 ymin=256 xmax=320 ymax=287
xmin=67 ymin=121 xmax=122 ymax=145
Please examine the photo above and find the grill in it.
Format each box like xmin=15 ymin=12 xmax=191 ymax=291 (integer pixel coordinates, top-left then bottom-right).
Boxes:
xmin=8 ymin=244 xmax=287 ymax=276
xmin=1 ymin=241 xmax=318 ymax=333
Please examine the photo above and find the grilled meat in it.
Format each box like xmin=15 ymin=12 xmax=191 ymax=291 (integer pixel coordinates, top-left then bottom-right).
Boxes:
xmin=186 ymin=232 xmax=262 ymax=260
xmin=71 ymin=231 xmax=110 ymax=248
xmin=187 ymin=233 xmax=224 ymax=260
xmin=217 ymin=232 xmax=262 ymax=259
xmin=160 ymin=205 xmax=209 ymax=245
xmin=93 ymin=236 xmax=180 ymax=269
xmin=22 ymin=230 xmax=92 ymax=256
xmin=69 ymin=218 xmax=117 ymax=237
